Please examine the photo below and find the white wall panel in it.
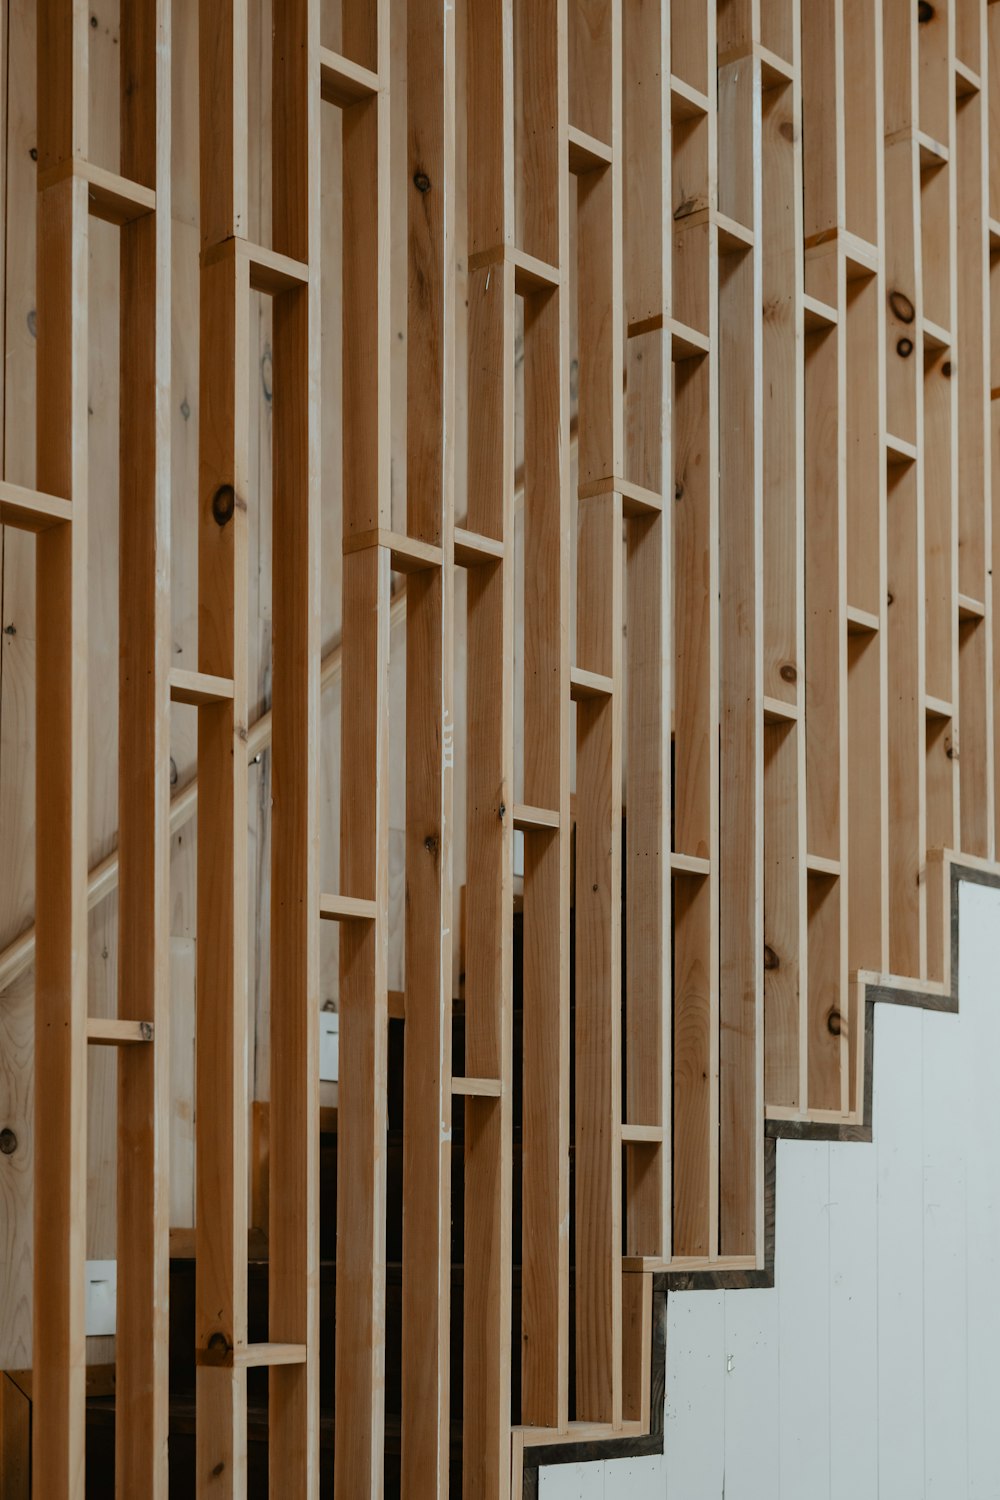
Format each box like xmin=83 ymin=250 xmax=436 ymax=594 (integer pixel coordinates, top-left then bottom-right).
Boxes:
xmin=722 ymin=1289 xmax=779 ymax=1500
xmin=661 ymin=1293 xmax=724 ymax=1496
xmin=540 ymin=880 xmax=1000 ymax=1500
xmin=961 ymin=882 xmax=1000 ymax=1500
xmin=828 ymin=1136 xmax=879 ymax=1500
xmin=875 ymin=1001 xmax=925 ymax=1500
xmin=777 ymin=1140 xmax=832 ymax=1499
xmin=922 ymin=1004 xmax=968 ymax=1500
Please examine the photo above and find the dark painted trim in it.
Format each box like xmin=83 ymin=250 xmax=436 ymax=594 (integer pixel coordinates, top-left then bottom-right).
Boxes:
xmin=522 ymin=859 xmax=999 ymax=1489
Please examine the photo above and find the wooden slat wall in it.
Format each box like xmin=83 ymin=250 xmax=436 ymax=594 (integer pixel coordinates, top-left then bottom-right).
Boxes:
xmin=5 ymin=0 xmax=1000 ymax=1490
xmin=195 ymin=1 xmax=315 ymax=1494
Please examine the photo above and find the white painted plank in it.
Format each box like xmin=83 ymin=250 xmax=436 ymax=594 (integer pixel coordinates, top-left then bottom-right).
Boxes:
xmin=959 ymin=881 xmax=1000 ymax=1500
xmin=922 ymin=1001 xmax=968 ymax=1499
xmin=875 ymin=1001 xmax=925 ymax=1500
xmin=539 ymin=1459 xmax=605 ymax=1500
xmin=601 ymin=1453 xmax=665 ymax=1498
xmin=777 ymin=1138 xmax=832 ymax=1500
xmin=664 ymin=1291 xmax=726 ymax=1498
xmin=722 ymin=1287 xmax=779 ymax=1499
xmin=828 ymin=1135 xmax=879 ymax=1500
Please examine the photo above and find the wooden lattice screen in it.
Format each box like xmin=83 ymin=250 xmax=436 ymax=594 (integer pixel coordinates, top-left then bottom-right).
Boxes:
xmin=2 ymin=0 xmax=1000 ymax=1494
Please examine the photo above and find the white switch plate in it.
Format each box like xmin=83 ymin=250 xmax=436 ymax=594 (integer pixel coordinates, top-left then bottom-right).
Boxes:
xmin=319 ymin=1012 xmax=339 ymax=1083
xmin=514 ymin=829 xmax=524 ymax=879
xmin=85 ymin=1260 xmax=117 ymax=1337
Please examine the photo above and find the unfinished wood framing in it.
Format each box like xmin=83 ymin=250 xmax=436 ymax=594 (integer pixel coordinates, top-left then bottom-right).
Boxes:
xmin=3 ymin=0 xmax=1000 ymax=1491
xmin=195 ymin=0 xmax=318 ymax=1493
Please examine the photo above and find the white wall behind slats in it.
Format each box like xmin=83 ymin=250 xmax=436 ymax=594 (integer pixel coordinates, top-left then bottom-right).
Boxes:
xmin=541 ymin=879 xmax=1000 ymax=1500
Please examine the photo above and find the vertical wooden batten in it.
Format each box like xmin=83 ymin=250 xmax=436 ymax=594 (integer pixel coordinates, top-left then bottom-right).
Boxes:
xmin=196 ymin=2 xmax=251 ymax=1490
xmin=400 ymin=1 xmax=457 ymax=1493
xmin=716 ymin=26 xmax=765 ymax=1262
xmin=516 ymin=0 xmax=573 ymax=1433
xmin=622 ymin=0 xmax=672 ymax=1269
xmin=268 ymin=0 xmax=321 ymax=1491
xmin=462 ymin=0 xmax=516 ymax=1490
xmin=32 ymin=3 xmax=90 ymax=1493
xmin=334 ymin=2 xmax=393 ymax=1494
xmin=116 ymin=0 xmax=172 ymax=1492
xmin=571 ymin=0 xmax=625 ymax=1425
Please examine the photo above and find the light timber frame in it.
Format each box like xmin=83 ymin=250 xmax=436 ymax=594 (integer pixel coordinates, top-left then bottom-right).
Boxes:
xmin=2 ymin=0 xmax=1000 ymax=1493
xmin=1 ymin=0 xmax=173 ymax=1494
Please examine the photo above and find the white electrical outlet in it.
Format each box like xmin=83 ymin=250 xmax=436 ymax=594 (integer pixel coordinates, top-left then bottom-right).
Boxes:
xmin=319 ymin=1011 xmax=340 ymax=1083
xmin=85 ymin=1260 xmax=117 ymax=1337
xmin=514 ymin=829 xmax=525 ymax=879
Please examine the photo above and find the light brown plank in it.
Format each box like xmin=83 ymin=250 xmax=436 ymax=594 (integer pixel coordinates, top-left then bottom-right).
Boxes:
xmin=32 ymin=3 xmax=89 ymax=1491
xmin=334 ymin=3 xmax=392 ymax=1494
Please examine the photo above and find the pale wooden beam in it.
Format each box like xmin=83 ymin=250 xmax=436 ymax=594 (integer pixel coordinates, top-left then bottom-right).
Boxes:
xmin=334 ymin=2 xmax=392 ymax=1494
xmin=622 ymin=0 xmax=671 ymax=1273
xmin=462 ymin=0 xmax=516 ymax=1489
xmin=517 ymin=0 xmax=572 ymax=1431
xmin=115 ymin=0 xmax=172 ymax=1492
xmin=267 ymin=0 xmax=322 ymax=1490
xmin=32 ymin=2 xmax=90 ymax=1492
xmin=571 ymin=0 xmax=624 ymax=1427
xmin=400 ymin=0 xmax=457 ymax=1489
xmin=196 ymin=2 xmax=251 ymax=1487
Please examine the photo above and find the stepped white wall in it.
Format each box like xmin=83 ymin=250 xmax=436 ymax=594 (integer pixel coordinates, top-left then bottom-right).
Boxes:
xmin=541 ymin=878 xmax=1000 ymax=1500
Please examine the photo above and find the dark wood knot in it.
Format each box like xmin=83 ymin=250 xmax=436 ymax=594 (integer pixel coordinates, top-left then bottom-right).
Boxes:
xmin=212 ymin=484 xmax=236 ymax=526
xmin=888 ymin=289 xmax=916 ymax=324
